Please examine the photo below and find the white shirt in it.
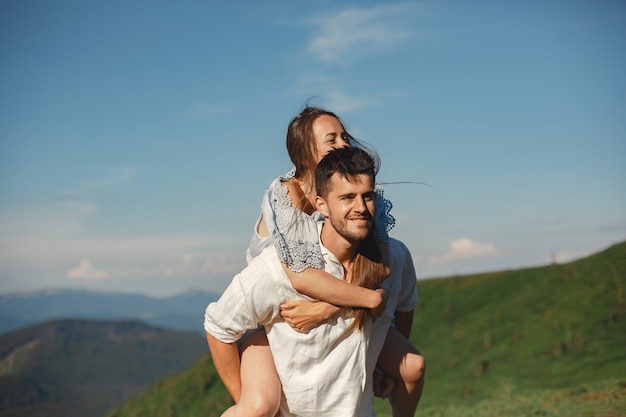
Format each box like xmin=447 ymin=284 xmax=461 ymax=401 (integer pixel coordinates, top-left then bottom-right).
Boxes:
xmin=205 ymin=241 xmax=370 ymax=416
xmin=205 ymin=227 xmax=418 ymax=416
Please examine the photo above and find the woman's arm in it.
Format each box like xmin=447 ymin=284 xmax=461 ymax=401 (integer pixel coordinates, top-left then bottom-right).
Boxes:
xmin=285 ymin=266 xmax=383 ymax=309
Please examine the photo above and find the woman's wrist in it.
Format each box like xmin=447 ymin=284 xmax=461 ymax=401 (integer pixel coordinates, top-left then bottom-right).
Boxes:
xmin=320 ymin=302 xmax=341 ymax=320
xmin=366 ymin=288 xmax=384 ymax=309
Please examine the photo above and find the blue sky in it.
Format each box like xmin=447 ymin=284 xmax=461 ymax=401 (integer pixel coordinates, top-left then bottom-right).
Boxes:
xmin=1 ymin=0 xmax=624 ymax=297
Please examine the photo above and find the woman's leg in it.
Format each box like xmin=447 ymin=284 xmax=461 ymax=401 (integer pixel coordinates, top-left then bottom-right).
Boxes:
xmin=222 ymin=328 xmax=282 ymax=417
xmin=376 ymin=326 xmax=426 ymax=417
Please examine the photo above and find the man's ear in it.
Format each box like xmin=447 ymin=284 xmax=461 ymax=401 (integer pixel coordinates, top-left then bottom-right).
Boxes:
xmin=315 ymin=195 xmax=329 ymax=217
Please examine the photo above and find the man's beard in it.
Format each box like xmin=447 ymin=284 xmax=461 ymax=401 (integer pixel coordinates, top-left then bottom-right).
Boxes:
xmin=328 ymin=214 xmax=373 ymax=243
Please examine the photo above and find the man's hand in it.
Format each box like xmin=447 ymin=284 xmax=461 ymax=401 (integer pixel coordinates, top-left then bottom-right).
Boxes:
xmin=373 ymin=367 xmax=396 ymax=399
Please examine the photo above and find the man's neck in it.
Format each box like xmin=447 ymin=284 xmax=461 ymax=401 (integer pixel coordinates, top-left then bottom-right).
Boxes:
xmin=320 ymin=223 xmax=358 ymax=271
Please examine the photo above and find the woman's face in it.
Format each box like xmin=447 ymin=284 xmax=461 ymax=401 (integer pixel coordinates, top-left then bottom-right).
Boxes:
xmin=312 ymin=115 xmax=350 ymax=165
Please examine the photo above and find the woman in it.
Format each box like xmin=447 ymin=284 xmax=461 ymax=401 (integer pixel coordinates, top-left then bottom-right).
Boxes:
xmin=249 ymin=106 xmax=393 ymax=326
xmin=223 ymin=106 xmax=424 ymax=417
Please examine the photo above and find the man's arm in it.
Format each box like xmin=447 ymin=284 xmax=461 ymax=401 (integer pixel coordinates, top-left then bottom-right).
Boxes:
xmin=204 ymin=252 xmax=286 ymax=402
xmin=394 ymin=310 xmax=414 ymax=340
xmin=392 ymin=239 xmax=419 ymax=340
xmin=206 ymin=332 xmax=242 ymax=402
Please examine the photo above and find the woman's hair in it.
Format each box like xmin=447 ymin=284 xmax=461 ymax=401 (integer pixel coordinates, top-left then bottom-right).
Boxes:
xmin=286 ymin=106 xmax=380 ymax=187
xmin=287 ymin=108 xmax=388 ymax=331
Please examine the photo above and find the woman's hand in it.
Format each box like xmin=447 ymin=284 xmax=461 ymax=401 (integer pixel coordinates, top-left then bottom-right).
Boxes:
xmin=280 ymin=300 xmax=341 ymax=332
xmin=370 ymin=288 xmax=388 ymax=321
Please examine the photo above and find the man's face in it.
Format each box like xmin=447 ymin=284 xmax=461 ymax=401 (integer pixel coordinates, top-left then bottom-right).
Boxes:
xmin=318 ymin=172 xmax=376 ymax=243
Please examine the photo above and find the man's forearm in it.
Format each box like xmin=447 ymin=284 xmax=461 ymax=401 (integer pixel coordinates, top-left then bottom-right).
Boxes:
xmin=206 ymin=332 xmax=242 ymax=402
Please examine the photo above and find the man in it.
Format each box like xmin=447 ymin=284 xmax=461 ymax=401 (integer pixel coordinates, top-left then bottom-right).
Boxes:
xmin=205 ymin=147 xmax=422 ymax=416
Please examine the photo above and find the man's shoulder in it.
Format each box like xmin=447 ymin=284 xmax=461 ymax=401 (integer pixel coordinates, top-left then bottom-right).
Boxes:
xmin=246 ymin=245 xmax=285 ymax=278
xmin=387 ymin=237 xmax=416 ymax=273
xmin=388 ymin=237 xmax=411 ymax=255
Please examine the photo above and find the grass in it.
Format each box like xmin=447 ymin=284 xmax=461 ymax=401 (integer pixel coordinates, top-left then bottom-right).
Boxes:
xmin=107 ymin=354 xmax=234 ymax=417
xmin=415 ymin=380 xmax=626 ymax=417
xmin=109 ymin=241 xmax=626 ymax=417
xmin=402 ymin=241 xmax=626 ymax=412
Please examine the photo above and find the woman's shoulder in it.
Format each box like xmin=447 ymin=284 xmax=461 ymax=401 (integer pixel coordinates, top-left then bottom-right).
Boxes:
xmin=266 ymin=168 xmax=295 ymax=191
xmin=278 ymin=167 xmax=296 ymax=182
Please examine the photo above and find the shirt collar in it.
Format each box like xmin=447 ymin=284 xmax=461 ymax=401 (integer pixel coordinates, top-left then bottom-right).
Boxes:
xmin=318 ymin=222 xmax=345 ymax=278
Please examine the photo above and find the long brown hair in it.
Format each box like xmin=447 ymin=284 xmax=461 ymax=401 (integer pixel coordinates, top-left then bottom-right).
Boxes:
xmin=349 ymin=233 xmax=390 ymax=330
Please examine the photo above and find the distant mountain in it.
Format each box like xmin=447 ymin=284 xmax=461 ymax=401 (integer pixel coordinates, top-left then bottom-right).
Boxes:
xmin=0 ymin=319 xmax=207 ymax=417
xmin=108 ymin=241 xmax=626 ymax=417
xmin=0 ymin=289 xmax=219 ymax=335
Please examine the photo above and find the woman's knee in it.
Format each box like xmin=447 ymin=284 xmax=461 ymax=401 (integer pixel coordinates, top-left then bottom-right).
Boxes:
xmin=242 ymin=391 xmax=280 ymax=417
xmin=403 ymin=353 xmax=425 ymax=384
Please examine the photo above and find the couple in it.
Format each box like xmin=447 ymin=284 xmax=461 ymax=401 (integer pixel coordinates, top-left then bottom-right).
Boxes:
xmin=204 ymin=107 xmax=424 ymax=416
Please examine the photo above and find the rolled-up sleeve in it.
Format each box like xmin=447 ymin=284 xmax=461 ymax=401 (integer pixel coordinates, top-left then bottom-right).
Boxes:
xmin=204 ymin=250 xmax=284 ymax=343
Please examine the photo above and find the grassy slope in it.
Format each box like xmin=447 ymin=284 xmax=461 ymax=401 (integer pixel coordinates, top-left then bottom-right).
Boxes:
xmin=377 ymin=240 xmax=626 ymax=416
xmin=110 ymin=241 xmax=626 ymax=417
xmin=418 ymin=379 xmax=626 ymax=417
xmin=107 ymin=354 xmax=234 ymax=417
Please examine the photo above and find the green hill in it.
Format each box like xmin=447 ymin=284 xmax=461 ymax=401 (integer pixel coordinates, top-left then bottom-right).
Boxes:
xmin=107 ymin=241 xmax=626 ymax=417
xmin=0 ymin=319 xmax=206 ymax=417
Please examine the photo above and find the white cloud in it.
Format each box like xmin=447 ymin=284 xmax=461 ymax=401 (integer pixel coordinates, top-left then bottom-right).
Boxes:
xmin=306 ymin=4 xmax=417 ymax=65
xmin=158 ymin=252 xmax=243 ymax=278
xmin=2 ymin=234 xmax=247 ymax=288
xmin=433 ymin=238 xmax=496 ymax=264
xmin=68 ymin=259 xmax=109 ymax=281
xmin=549 ymin=248 xmax=594 ymax=264
xmin=284 ymin=77 xmax=372 ymax=114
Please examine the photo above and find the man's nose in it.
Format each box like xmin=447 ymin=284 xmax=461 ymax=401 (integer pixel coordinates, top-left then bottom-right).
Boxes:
xmin=353 ymin=196 xmax=367 ymax=212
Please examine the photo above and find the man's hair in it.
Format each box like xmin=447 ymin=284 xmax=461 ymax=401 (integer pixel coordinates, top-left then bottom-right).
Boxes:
xmin=315 ymin=147 xmax=376 ymax=197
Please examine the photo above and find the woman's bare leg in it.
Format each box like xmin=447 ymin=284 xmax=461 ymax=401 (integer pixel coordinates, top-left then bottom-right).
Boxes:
xmin=376 ymin=327 xmax=425 ymax=417
xmin=222 ymin=329 xmax=281 ymax=417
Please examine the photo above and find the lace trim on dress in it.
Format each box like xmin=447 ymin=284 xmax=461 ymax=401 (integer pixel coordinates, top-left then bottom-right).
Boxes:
xmin=374 ymin=185 xmax=396 ymax=243
xmin=270 ymin=168 xmax=396 ymax=272
xmin=271 ymin=168 xmax=325 ymax=272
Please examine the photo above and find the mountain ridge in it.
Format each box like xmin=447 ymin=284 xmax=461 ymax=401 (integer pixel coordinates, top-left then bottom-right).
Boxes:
xmin=0 ymin=289 xmax=219 ymax=335
xmin=0 ymin=318 xmax=206 ymax=417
